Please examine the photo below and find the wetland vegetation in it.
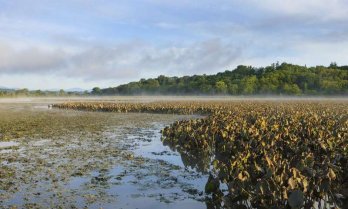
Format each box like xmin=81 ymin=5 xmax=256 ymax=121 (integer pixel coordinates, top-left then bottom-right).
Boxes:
xmin=0 ymin=98 xmax=347 ymax=209
xmin=54 ymin=100 xmax=347 ymax=209
xmin=2 ymin=1 xmax=348 ymax=209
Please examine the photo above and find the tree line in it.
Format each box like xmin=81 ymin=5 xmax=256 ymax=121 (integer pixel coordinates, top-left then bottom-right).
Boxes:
xmin=92 ymin=62 xmax=348 ymax=95
xmin=0 ymin=88 xmax=88 ymax=97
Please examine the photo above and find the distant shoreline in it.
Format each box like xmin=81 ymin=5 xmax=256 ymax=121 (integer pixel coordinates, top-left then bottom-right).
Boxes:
xmin=0 ymin=96 xmax=347 ymax=104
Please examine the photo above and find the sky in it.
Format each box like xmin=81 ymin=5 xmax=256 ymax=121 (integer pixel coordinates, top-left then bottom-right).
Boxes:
xmin=0 ymin=0 xmax=347 ymax=90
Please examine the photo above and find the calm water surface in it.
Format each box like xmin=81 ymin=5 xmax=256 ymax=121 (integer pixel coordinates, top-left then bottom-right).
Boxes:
xmin=0 ymin=102 xmax=209 ymax=209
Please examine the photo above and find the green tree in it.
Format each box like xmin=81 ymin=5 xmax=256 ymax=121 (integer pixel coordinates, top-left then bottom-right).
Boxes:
xmin=228 ymin=84 xmax=239 ymax=95
xmin=215 ymin=81 xmax=228 ymax=94
xmin=144 ymin=79 xmax=160 ymax=92
xmin=15 ymin=88 xmax=29 ymax=96
xmin=282 ymin=84 xmax=302 ymax=95
xmin=241 ymin=76 xmax=257 ymax=94
xmin=34 ymin=90 xmax=44 ymax=96
xmin=97 ymin=62 xmax=348 ymax=95
xmin=92 ymin=87 xmax=102 ymax=95
xmin=59 ymin=89 xmax=66 ymax=96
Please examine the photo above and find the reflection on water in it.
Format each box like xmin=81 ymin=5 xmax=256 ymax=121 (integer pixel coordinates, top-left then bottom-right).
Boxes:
xmin=2 ymin=102 xmax=346 ymax=209
xmin=0 ymin=105 xmax=210 ymax=209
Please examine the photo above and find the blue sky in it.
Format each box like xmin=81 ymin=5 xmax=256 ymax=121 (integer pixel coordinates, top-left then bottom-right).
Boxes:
xmin=0 ymin=0 xmax=347 ymax=90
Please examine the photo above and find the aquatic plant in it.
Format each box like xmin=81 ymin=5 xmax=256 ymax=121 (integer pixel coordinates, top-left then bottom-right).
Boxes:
xmin=53 ymin=101 xmax=348 ymax=208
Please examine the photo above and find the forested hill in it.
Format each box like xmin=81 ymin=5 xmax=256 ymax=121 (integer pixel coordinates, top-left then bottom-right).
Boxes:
xmin=93 ymin=63 xmax=348 ymax=95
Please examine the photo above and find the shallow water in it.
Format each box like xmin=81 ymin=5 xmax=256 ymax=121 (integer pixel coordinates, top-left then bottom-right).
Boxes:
xmin=0 ymin=102 xmax=209 ymax=209
xmin=1 ymin=99 xmax=345 ymax=209
xmin=0 ymin=142 xmax=19 ymax=149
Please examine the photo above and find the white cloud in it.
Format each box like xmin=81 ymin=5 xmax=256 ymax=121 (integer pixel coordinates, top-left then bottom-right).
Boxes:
xmin=0 ymin=42 xmax=67 ymax=73
xmin=0 ymin=39 xmax=242 ymax=81
xmin=66 ymin=39 xmax=242 ymax=79
xmin=248 ymin=0 xmax=348 ymax=21
xmin=0 ymin=0 xmax=347 ymax=89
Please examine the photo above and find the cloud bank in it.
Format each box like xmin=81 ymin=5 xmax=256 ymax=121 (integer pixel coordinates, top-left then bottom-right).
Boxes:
xmin=0 ymin=39 xmax=242 ymax=81
xmin=0 ymin=0 xmax=347 ymax=88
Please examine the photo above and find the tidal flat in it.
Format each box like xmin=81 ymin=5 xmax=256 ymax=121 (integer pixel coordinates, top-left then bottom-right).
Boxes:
xmin=0 ymin=97 xmax=347 ymax=209
xmin=0 ymin=99 xmax=207 ymax=209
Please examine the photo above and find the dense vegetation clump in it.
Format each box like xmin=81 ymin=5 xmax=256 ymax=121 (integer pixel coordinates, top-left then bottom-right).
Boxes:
xmin=162 ymin=102 xmax=348 ymax=208
xmin=54 ymin=101 xmax=348 ymax=209
xmin=94 ymin=63 xmax=348 ymax=95
xmin=53 ymin=101 xmax=219 ymax=115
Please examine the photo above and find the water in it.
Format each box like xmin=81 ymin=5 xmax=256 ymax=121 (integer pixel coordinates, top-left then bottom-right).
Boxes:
xmin=0 ymin=102 xmax=209 ymax=209
xmin=0 ymin=141 xmax=19 ymax=149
